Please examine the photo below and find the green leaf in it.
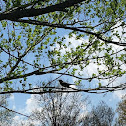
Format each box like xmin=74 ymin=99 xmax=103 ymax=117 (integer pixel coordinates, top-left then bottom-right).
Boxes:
xmin=98 ymin=83 xmax=102 ymax=88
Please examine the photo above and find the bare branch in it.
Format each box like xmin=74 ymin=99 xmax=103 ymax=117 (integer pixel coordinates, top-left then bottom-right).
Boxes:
xmin=0 ymin=83 xmax=125 ymax=94
xmin=0 ymin=69 xmax=58 ymax=84
xmin=0 ymin=104 xmax=30 ymax=118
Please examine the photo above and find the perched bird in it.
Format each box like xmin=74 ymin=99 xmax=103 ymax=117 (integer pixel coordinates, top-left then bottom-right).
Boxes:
xmin=59 ymin=80 xmax=76 ymax=88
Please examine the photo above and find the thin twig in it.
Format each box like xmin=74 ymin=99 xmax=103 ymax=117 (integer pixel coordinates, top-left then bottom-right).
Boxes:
xmin=0 ymin=104 xmax=30 ymax=118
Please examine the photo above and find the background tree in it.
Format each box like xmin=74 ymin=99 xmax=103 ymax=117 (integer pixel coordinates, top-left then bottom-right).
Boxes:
xmin=0 ymin=0 xmax=125 ymax=94
xmin=80 ymin=101 xmax=115 ymax=126
xmin=116 ymin=95 xmax=126 ymax=125
xmin=0 ymin=0 xmax=125 ymax=125
xmin=0 ymin=94 xmax=14 ymax=126
xmin=29 ymin=83 xmax=89 ymax=126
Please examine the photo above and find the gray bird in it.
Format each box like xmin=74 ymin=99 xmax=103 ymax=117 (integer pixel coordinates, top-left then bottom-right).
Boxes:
xmin=59 ymin=80 xmax=75 ymax=88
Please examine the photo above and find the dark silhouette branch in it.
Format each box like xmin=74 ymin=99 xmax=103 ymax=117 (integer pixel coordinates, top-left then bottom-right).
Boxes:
xmin=0 ymin=83 xmax=125 ymax=94
xmin=0 ymin=42 xmax=124 ymax=84
xmin=0 ymin=0 xmax=85 ymax=20
xmin=51 ymin=72 xmax=126 ymax=80
xmin=0 ymin=45 xmax=37 ymax=68
xmin=0 ymin=104 xmax=30 ymax=118
xmin=14 ymin=19 xmax=126 ymax=46
xmin=6 ymin=28 xmax=52 ymax=77
xmin=0 ymin=69 xmax=58 ymax=84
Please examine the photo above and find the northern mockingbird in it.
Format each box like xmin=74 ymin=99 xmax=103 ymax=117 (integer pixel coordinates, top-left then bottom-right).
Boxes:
xmin=59 ymin=80 xmax=75 ymax=88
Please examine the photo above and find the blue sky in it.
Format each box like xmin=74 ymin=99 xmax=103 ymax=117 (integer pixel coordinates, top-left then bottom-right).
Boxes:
xmin=0 ymin=11 xmax=126 ymax=126
xmin=7 ymin=25 xmax=126 ymax=122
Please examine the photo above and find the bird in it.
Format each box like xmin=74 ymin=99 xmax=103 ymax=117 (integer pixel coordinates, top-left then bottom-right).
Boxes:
xmin=59 ymin=80 xmax=76 ymax=88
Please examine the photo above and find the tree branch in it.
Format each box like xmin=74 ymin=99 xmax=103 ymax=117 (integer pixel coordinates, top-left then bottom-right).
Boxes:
xmin=0 ymin=83 xmax=125 ymax=94
xmin=0 ymin=104 xmax=30 ymax=118
xmin=0 ymin=0 xmax=85 ymax=20
xmin=14 ymin=19 xmax=126 ymax=46
xmin=6 ymin=28 xmax=52 ymax=76
xmin=0 ymin=69 xmax=58 ymax=84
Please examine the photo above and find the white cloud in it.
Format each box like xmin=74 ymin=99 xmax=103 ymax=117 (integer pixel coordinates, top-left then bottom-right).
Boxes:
xmin=53 ymin=31 xmax=125 ymax=90
xmin=11 ymin=21 xmax=126 ymax=125
xmin=11 ymin=92 xmax=88 ymax=126
xmin=111 ymin=21 xmax=126 ymax=43
xmin=51 ymin=34 xmax=88 ymax=55
xmin=64 ymin=34 xmax=86 ymax=49
xmin=25 ymin=94 xmax=40 ymax=113
xmin=9 ymin=94 xmax=15 ymax=100
xmin=113 ymin=90 xmax=126 ymax=99
xmin=11 ymin=95 xmax=42 ymax=126
xmin=13 ymin=116 xmax=20 ymax=121
xmin=60 ymin=26 xmax=126 ymax=97
xmin=12 ymin=115 xmax=40 ymax=126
